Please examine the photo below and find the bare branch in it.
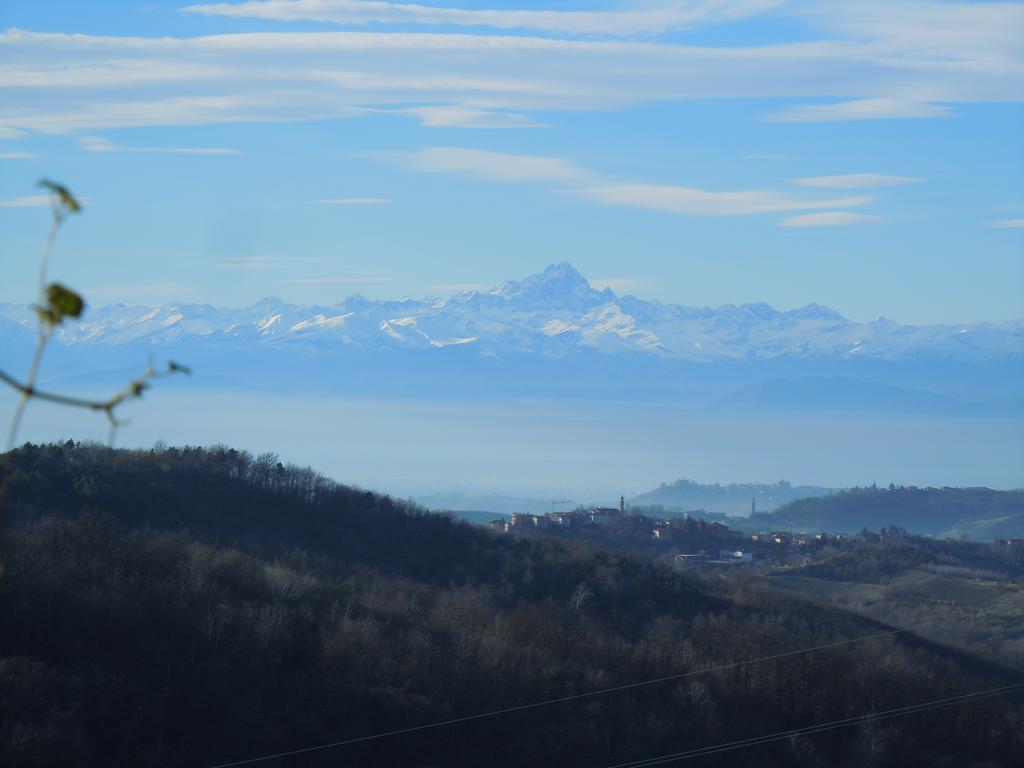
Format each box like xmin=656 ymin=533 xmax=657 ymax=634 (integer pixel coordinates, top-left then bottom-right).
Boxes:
xmin=0 ymin=362 xmax=190 ymax=447
xmin=3 ymin=180 xmax=190 ymax=449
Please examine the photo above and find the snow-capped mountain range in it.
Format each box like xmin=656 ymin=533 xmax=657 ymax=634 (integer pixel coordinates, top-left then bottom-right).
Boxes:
xmin=1 ymin=262 xmax=1021 ymax=364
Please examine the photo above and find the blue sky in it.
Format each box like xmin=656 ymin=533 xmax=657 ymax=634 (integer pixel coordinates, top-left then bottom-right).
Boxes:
xmin=1 ymin=0 xmax=1022 ymax=323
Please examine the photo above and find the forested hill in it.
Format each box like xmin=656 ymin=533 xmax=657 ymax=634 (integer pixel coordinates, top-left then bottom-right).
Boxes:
xmin=631 ymin=477 xmax=832 ymax=516
xmin=2 ymin=443 xmax=1023 ymax=767
xmin=3 ymin=441 xmax=489 ymax=585
xmin=748 ymin=486 xmax=1024 ymax=539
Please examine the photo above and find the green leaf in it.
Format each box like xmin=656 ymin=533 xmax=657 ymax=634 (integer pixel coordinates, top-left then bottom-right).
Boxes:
xmin=45 ymin=283 xmax=85 ymax=323
xmin=38 ymin=179 xmax=82 ymax=213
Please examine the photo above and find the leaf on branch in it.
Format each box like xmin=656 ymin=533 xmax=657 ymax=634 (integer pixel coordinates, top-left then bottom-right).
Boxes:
xmin=38 ymin=179 xmax=82 ymax=213
xmin=168 ymin=360 xmax=192 ymax=376
xmin=44 ymin=283 xmax=85 ymax=325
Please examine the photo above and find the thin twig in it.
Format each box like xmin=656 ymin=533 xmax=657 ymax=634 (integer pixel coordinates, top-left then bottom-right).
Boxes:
xmin=1 ymin=180 xmax=190 ymax=581
xmin=0 ymin=363 xmax=189 ymax=446
xmin=7 ymin=203 xmax=64 ymax=450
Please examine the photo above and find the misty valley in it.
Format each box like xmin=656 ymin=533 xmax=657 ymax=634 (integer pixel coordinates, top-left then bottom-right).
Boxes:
xmin=1 ymin=444 xmax=1022 ymax=767
xmin=3 ymin=2 xmax=1024 ymax=766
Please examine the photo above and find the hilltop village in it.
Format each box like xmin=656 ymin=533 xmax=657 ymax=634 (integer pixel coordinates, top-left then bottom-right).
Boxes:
xmin=489 ymin=498 xmax=855 ymax=567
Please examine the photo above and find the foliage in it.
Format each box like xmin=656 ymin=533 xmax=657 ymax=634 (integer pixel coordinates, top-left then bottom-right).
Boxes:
xmin=1 ymin=443 xmax=1022 ymax=767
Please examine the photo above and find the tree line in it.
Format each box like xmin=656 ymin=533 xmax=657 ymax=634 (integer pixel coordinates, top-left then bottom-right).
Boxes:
xmin=1 ymin=442 xmax=1022 ymax=767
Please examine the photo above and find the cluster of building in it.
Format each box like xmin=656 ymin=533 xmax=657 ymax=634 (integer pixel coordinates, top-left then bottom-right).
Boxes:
xmin=489 ymin=497 xmax=627 ymax=533
xmin=488 ymin=497 xmax=875 ymax=569
xmin=749 ymin=530 xmax=852 ymax=547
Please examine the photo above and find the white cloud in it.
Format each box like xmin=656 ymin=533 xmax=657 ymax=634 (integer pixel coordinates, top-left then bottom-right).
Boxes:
xmin=80 ymin=135 xmax=242 ymax=155
xmin=1 ymin=9 xmax=1019 ymax=137
xmin=778 ymin=211 xmax=879 ymax=227
xmin=213 ymin=261 xmax=276 ymax=271
xmin=400 ymin=106 xmax=545 ymax=129
xmin=792 ymin=173 xmax=923 ymax=189
xmin=316 ymin=197 xmax=392 ymax=205
xmin=82 ymin=282 xmax=196 ymax=301
xmin=809 ymin=1 xmax=1024 ymax=61
xmin=0 ymin=151 xmax=35 ymax=159
xmin=408 ymin=147 xmax=899 ymax=220
xmin=578 ymin=183 xmax=872 ymax=216
xmin=765 ymin=99 xmax=955 ymax=123
xmin=213 ymin=255 xmax=330 ymax=269
xmin=409 ymin=147 xmax=589 ymax=182
xmin=0 ymin=194 xmax=52 ymax=208
xmin=985 ymin=218 xmax=1024 ymax=229
xmin=287 ymin=275 xmax=397 ymax=285
xmin=426 ymin=282 xmax=489 ymax=294
xmin=181 ymin=0 xmax=787 ymax=37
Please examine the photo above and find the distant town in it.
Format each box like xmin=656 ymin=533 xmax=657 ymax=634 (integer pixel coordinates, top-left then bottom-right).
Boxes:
xmin=488 ymin=497 xmax=874 ymax=568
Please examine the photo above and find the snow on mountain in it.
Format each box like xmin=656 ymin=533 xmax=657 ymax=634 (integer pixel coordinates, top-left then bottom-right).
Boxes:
xmin=0 ymin=262 xmax=1021 ymax=363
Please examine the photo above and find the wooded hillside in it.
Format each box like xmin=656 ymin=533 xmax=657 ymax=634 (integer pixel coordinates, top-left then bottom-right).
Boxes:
xmin=2 ymin=443 xmax=1022 ymax=767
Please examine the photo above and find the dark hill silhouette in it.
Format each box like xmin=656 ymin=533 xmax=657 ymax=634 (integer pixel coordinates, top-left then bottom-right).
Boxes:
xmin=1 ymin=443 xmax=1022 ymax=767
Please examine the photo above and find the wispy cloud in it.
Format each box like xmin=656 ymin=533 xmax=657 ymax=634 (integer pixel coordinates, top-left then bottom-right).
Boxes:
xmin=213 ymin=256 xmax=328 ymax=270
xmin=80 ymin=135 xmax=242 ymax=155
xmin=214 ymin=261 xmax=276 ymax=271
xmin=778 ymin=212 xmax=880 ymax=227
xmin=407 ymin=147 xmax=894 ymax=219
xmin=792 ymin=173 xmax=923 ymax=189
xmin=409 ymin=147 xmax=589 ymax=182
xmin=82 ymin=282 xmax=196 ymax=301
xmin=0 ymin=194 xmax=52 ymax=208
xmin=315 ymin=197 xmax=392 ymax=205
xmin=181 ymin=0 xmax=786 ymax=38
xmin=765 ymin=99 xmax=955 ymax=123
xmin=578 ymin=183 xmax=872 ymax=216
xmin=985 ymin=218 xmax=1024 ymax=229
xmin=426 ymin=282 xmax=490 ymax=294
xmin=2 ymin=5 xmax=1019 ymax=137
xmin=400 ymin=106 xmax=546 ymax=129
xmin=0 ymin=151 xmax=36 ymax=160
xmin=287 ymin=275 xmax=398 ymax=285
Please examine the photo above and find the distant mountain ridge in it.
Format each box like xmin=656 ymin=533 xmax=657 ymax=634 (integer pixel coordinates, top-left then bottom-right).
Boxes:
xmin=1 ymin=262 xmax=1021 ymax=406
xmin=1 ymin=262 xmax=1020 ymax=363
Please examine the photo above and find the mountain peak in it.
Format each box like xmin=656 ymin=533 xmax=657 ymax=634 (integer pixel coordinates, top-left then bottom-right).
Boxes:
xmin=489 ymin=262 xmax=607 ymax=309
xmin=249 ymin=296 xmax=288 ymax=311
xmin=788 ymin=303 xmax=847 ymax=322
xmin=541 ymin=261 xmax=585 ymax=281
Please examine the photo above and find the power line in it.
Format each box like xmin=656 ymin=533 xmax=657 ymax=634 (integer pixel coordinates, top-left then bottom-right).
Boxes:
xmin=606 ymin=682 xmax=1024 ymax=768
xmin=208 ymin=623 xmax=917 ymax=767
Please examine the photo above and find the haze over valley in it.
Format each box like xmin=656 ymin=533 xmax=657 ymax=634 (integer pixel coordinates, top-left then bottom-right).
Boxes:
xmin=2 ymin=263 xmax=1021 ymax=500
xmin=3 ymin=3 xmax=1023 ymax=765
